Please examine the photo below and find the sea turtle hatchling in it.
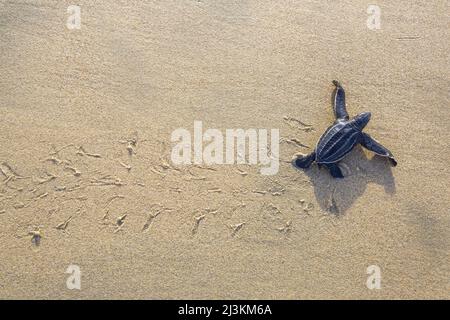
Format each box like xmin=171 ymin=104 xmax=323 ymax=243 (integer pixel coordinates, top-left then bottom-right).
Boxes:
xmin=292 ymin=80 xmax=397 ymax=178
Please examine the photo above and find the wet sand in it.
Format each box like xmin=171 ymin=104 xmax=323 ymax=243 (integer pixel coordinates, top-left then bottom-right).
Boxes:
xmin=0 ymin=0 xmax=449 ymax=299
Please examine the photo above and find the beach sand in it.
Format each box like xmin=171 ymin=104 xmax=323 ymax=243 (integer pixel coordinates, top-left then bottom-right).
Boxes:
xmin=0 ymin=0 xmax=448 ymax=299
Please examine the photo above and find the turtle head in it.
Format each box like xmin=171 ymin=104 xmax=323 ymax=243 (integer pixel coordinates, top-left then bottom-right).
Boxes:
xmin=352 ymin=112 xmax=371 ymax=130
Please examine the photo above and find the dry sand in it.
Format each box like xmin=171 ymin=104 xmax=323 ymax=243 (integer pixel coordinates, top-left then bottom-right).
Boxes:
xmin=0 ymin=0 xmax=449 ymax=299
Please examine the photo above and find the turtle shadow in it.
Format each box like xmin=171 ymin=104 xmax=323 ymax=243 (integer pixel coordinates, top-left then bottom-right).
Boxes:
xmin=301 ymin=146 xmax=396 ymax=216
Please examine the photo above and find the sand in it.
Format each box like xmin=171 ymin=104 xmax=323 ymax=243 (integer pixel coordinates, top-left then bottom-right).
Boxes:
xmin=0 ymin=0 xmax=448 ymax=299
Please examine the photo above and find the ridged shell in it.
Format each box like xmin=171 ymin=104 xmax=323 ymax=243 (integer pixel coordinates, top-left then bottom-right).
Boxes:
xmin=315 ymin=121 xmax=360 ymax=163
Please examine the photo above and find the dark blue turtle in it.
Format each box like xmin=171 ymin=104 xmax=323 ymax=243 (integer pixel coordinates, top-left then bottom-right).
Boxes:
xmin=292 ymin=80 xmax=397 ymax=178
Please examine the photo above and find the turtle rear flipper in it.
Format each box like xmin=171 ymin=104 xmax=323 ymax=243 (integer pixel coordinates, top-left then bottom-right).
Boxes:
xmin=292 ymin=152 xmax=316 ymax=169
xmin=360 ymin=132 xmax=397 ymax=166
xmin=332 ymin=80 xmax=349 ymax=121
xmin=326 ymin=163 xmax=344 ymax=178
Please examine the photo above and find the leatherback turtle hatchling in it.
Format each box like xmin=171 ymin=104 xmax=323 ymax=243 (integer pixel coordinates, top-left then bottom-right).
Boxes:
xmin=292 ymin=80 xmax=397 ymax=178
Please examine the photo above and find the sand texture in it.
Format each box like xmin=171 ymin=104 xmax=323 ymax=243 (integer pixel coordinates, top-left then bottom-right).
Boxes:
xmin=0 ymin=0 xmax=449 ymax=299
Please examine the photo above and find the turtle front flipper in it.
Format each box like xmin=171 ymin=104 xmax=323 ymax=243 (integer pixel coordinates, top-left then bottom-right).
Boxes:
xmin=325 ymin=163 xmax=344 ymax=178
xmin=360 ymin=132 xmax=397 ymax=166
xmin=292 ymin=152 xmax=316 ymax=169
xmin=332 ymin=80 xmax=349 ymax=121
